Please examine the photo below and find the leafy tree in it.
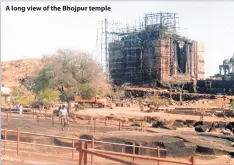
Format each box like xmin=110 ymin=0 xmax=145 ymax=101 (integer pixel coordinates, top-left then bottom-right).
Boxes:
xmin=15 ymin=95 xmax=34 ymax=107
xmin=21 ymin=49 xmax=111 ymax=110
xmin=110 ymin=85 xmax=126 ymax=100
xmin=161 ymin=74 xmax=191 ymax=103
xmin=11 ymin=87 xmax=34 ymax=106
xmin=160 ymin=79 xmax=174 ymax=100
xmin=38 ymin=88 xmax=59 ymax=109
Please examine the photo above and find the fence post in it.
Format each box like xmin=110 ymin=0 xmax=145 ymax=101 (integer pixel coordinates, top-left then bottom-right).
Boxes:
xmin=6 ymin=111 xmax=9 ymax=125
xmin=139 ymin=144 xmax=141 ymax=155
xmin=157 ymin=146 xmax=160 ymax=165
xmin=79 ymin=140 xmax=84 ymax=165
xmin=32 ymin=109 xmax=34 ymax=119
xmin=72 ymin=136 xmax=75 ymax=160
xmin=84 ymin=141 xmax=88 ymax=165
xmin=132 ymin=143 xmax=135 ymax=162
xmin=157 ymin=146 xmax=160 ymax=158
xmin=44 ymin=110 xmax=46 ymax=119
xmin=52 ymin=115 xmax=55 ymax=127
xmin=4 ymin=129 xmax=7 ymax=151
xmin=91 ymin=137 xmax=94 ymax=164
xmin=190 ymin=156 xmax=195 ymax=165
xmin=93 ymin=119 xmax=96 ymax=133
xmin=37 ymin=115 xmax=39 ymax=125
xmin=141 ymin=121 xmax=143 ymax=131
xmin=17 ymin=128 xmax=20 ymax=155
xmin=121 ymin=145 xmax=124 ymax=153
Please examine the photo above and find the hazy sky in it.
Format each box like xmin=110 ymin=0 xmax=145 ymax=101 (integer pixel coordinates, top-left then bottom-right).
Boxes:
xmin=2 ymin=1 xmax=234 ymax=78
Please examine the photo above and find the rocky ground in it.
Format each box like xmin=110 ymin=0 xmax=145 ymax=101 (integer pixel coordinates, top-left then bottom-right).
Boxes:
xmin=1 ymin=106 xmax=234 ymax=164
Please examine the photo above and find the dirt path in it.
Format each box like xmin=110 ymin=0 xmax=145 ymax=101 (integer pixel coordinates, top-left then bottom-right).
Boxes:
xmin=2 ymin=106 xmax=231 ymax=123
xmin=75 ymin=107 xmax=232 ymax=122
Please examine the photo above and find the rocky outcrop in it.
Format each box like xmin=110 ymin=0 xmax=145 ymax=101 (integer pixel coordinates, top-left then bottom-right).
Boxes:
xmin=152 ymin=120 xmax=176 ymax=130
xmin=1 ymin=59 xmax=43 ymax=88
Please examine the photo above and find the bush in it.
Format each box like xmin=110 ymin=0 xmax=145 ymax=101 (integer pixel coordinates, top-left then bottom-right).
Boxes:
xmin=137 ymin=97 xmax=143 ymax=105
xmin=137 ymin=96 xmax=170 ymax=112
xmin=15 ymin=96 xmax=33 ymax=106
xmin=136 ymin=97 xmax=144 ymax=111
xmin=150 ymin=96 xmax=169 ymax=110
xmin=231 ymin=101 xmax=234 ymax=109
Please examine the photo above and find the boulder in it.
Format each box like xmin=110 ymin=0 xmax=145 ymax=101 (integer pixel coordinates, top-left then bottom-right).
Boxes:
xmin=152 ymin=121 xmax=176 ymax=130
xmin=152 ymin=122 xmax=158 ymax=128
xmin=218 ymin=121 xmax=228 ymax=128
xmin=162 ymin=119 xmax=174 ymax=126
xmin=194 ymin=121 xmax=212 ymax=128
xmin=227 ymin=122 xmax=234 ymax=128
xmin=194 ymin=121 xmax=204 ymax=127
xmin=146 ymin=119 xmax=154 ymax=124
xmin=211 ymin=122 xmax=219 ymax=128
xmin=208 ymin=127 xmax=219 ymax=133
xmin=195 ymin=125 xmax=209 ymax=132
xmin=226 ymin=123 xmax=234 ymax=132
xmin=173 ymin=121 xmax=185 ymax=127
xmin=162 ymin=125 xmax=176 ymax=130
xmin=186 ymin=120 xmax=197 ymax=127
xmin=221 ymin=129 xmax=233 ymax=135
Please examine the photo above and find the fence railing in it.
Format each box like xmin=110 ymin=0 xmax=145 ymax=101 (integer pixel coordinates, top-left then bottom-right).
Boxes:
xmin=2 ymin=111 xmax=146 ymax=132
xmin=1 ymin=112 xmax=196 ymax=165
xmin=79 ymin=140 xmax=196 ymax=165
xmin=1 ymin=128 xmax=173 ymax=164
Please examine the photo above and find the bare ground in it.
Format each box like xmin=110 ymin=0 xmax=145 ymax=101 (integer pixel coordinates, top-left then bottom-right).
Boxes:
xmin=1 ymin=106 xmax=234 ymax=164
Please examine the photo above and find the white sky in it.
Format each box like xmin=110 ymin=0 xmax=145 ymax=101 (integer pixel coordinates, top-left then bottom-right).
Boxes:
xmin=2 ymin=1 xmax=234 ymax=78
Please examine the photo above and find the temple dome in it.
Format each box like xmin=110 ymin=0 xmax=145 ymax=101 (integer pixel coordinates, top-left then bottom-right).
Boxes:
xmin=223 ymin=59 xmax=229 ymax=65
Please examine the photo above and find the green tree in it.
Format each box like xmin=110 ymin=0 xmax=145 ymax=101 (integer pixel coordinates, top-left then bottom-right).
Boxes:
xmin=15 ymin=95 xmax=34 ymax=107
xmin=21 ymin=49 xmax=111 ymax=110
xmin=38 ymin=88 xmax=59 ymax=108
xmin=11 ymin=87 xmax=34 ymax=107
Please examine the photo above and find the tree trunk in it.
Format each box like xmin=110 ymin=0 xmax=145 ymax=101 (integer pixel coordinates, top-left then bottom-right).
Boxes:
xmin=67 ymin=101 xmax=71 ymax=114
xmin=169 ymin=86 xmax=172 ymax=99
xmin=139 ymin=104 xmax=144 ymax=112
xmin=179 ymin=91 xmax=182 ymax=103
xmin=193 ymin=80 xmax=197 ymax=93
xmin=179 ymin=85 xmax=184 ymax=104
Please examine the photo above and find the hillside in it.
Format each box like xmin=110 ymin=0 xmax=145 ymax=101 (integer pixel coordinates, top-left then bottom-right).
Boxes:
xmin=1 ymin=59 xmax=43 ymax=88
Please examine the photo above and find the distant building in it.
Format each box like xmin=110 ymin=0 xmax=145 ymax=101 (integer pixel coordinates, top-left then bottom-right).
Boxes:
xmin=1 ymin=84 xmax=11 ymax=105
